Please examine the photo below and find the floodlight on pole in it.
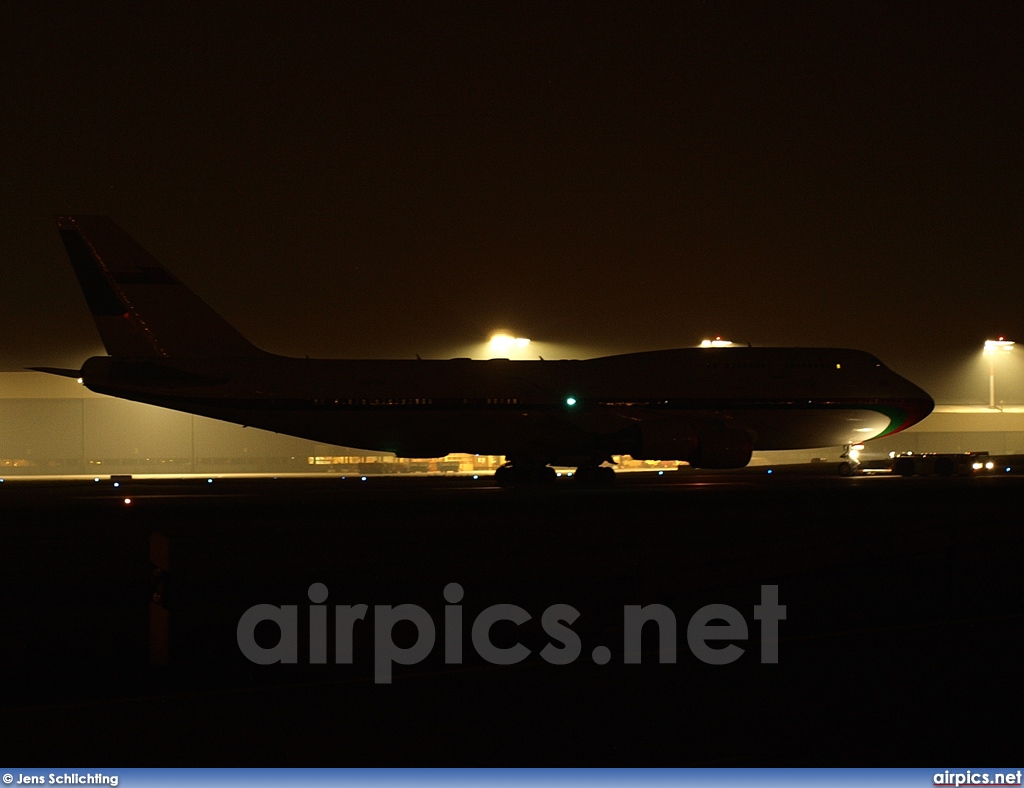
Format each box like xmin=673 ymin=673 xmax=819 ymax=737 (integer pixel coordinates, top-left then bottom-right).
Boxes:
xmin=984 ymin=337 xmax=1014 ymax=409
xmin=489 ymin=333 xmax=531 ymax=353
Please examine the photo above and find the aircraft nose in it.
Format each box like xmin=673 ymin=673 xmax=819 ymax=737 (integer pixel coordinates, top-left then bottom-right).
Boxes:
xmin=907 ymin=393 xmax=935 ymax=428
xmin=899 ymin=380 xmax=935 ymax=430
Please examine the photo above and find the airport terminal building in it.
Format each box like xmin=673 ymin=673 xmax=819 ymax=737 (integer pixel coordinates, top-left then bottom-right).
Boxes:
xmin=2 ymin=371 xmax=1023 ymax=475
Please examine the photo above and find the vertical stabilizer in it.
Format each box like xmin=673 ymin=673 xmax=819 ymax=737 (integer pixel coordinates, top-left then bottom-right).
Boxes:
xmin=57 ymin=216 xmax=266 ymax=359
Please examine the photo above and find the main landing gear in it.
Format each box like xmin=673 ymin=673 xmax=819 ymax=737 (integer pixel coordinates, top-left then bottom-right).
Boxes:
xmin=493 ymin=461 xmax=616 ymax=489
xmin=493 ymin=463 xmax=557 ymax=489
xmin=571 ymin=464 xmax=616 ymax=487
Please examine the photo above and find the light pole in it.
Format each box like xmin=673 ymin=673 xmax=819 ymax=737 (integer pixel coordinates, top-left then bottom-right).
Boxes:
xmin=984 ymin=338 xmax=1014 ymax=409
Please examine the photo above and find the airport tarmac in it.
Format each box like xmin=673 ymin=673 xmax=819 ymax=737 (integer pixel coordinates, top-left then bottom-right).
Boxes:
xmin=1 ymin=471 xmax=1022 ymax=765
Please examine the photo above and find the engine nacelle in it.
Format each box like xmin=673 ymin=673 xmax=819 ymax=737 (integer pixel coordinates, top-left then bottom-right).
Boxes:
xmin=627 ymin=419 xmax=699 ymax=461
xmin=628 ymin=420 xmax=753 ymax=468
xmin=690 ymin=427 xmax=754 ymax=469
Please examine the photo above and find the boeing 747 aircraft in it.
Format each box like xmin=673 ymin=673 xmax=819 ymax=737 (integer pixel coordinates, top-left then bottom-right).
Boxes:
xmin=34 ymin=216 xmax=934 ymax=485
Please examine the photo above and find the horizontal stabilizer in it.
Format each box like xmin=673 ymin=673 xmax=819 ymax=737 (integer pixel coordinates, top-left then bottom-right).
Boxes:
xmin=26 ymin=367 xmax=83 ymax=379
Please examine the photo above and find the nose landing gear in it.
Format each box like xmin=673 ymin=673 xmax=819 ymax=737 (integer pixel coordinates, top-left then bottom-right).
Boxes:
xmin=839 ymin=443 xmax=864 ymax=476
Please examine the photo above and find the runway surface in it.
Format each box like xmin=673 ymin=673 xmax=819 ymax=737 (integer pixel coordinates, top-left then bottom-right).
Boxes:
xmin=1 ymin=471 xmax=1022 ymax=765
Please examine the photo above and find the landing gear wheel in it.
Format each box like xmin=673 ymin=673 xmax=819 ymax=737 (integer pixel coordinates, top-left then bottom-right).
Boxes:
xmin=533 ymin=465 xmax=557 ymax=485
xmin=494 ymin=463 xmax=556 ymax=488
xmin=572 ymin=466 xmax=595 ymax=485
xmin=573 ymin=465 xmax=616 ymax=487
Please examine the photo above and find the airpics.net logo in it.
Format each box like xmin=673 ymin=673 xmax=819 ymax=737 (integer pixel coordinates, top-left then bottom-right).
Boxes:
xmin=237 ymin=583 xmax=786 ymax=683
xmin=934 ymin=772 xmax=1023 ymax=786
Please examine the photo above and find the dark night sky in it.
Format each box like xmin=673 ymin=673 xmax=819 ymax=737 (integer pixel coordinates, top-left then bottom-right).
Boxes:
xmin=2 ymin=1 xmax=1022 ymax=402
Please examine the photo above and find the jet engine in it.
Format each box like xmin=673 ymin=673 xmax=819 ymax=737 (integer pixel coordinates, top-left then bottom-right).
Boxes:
xmin=627 ymin=419 xmax=752 ymax=468
xmin=626 ymin=418 xmax=698 ymax=461
xmin=690 ymin=426 xmax=754 ymax=469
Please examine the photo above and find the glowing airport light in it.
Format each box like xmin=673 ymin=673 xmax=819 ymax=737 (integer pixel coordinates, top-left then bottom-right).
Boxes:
xmin=489 ymin=333 xmax=532 ymax=352
xmin=984 ymin=337 xmax=1015 ymax=409
xmin=984 ymin=337 xmax=1015 ymax=353
xmin=700 ymin=337 xmax=734 ymax=348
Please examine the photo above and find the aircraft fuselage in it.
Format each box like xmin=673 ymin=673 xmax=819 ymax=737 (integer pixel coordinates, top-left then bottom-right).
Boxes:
xmin=78 ymin=346 xmax=934 ymax=464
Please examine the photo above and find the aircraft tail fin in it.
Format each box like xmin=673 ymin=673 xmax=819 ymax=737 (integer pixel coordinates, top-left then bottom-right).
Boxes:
xmin=56 ymin=216 xmax=267 ymax=359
